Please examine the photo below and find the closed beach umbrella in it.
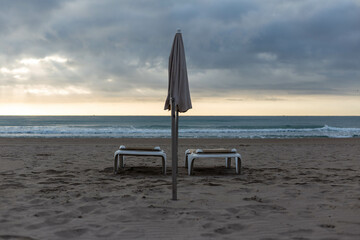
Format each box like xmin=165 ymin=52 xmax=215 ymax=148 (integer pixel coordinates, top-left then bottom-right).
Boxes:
xmin=164 ymin=29 xmax=192 ymax=200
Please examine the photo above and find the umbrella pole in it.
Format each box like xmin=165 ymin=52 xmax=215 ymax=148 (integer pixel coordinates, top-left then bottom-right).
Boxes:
xmin=171 ymin=98 xmax=177 ymax=200
xmin=176 ymin=108 xmax=179 ymax=173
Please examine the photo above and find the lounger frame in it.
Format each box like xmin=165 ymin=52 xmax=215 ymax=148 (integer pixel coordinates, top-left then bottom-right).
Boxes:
xmin=114 ymin=149 xmax=166 ymax=175
xmin=185 ymin=149 xmax=242 ymax=175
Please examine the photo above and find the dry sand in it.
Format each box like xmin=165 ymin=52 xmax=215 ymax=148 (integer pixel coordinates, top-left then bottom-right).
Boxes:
xmin=0 ymin=138 xmax=359 ymax=240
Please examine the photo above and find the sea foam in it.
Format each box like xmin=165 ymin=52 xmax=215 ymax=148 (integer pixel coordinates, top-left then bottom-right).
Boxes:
xmin=0 ymin=124 xmax=359 ymax=138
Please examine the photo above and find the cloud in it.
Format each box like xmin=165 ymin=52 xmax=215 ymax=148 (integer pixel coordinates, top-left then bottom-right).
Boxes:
xmin=257 ymin=53 xmax=277 ymax=61
xmin=0 ymin=0 xmax=359 ymax=104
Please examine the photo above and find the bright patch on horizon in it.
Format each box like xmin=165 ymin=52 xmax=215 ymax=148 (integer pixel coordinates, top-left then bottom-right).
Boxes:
xmin=1 ymin=67 xmax=29 ymax=74
xmin=19 ymin=55 xmax=68 ymax=65
xmin=1 ymin=55 xmax=73 ymax=82
xmin=1 ymin=67 xmax=30 ymax=81
xmin=44 ymin=55 xmax=68 ymax=63
xmin=24 ymin=86 xmax=91 ymax=96
xmin=19 ymin=58 xmax=41 ymax=65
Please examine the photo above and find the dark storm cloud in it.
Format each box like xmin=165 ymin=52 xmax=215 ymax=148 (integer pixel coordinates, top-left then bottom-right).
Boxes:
xmin=251 ymin=2 xmax=360 ymax=66
xmin=0 ymin=0 xmax=359 ymax=100
xmin=245 ymin=2 xmax=360 ymax=94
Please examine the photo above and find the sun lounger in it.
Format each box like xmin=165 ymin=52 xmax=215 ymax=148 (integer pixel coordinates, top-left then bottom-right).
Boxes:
xmin=114 ymin=145 xmax=166 ymax=175
xmin=185 ymin=148 xmax=242 ymax=175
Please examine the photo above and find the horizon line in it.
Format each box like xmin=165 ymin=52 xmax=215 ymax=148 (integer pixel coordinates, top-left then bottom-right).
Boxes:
xmin=1 ymin=115 xmax=359 ymax=117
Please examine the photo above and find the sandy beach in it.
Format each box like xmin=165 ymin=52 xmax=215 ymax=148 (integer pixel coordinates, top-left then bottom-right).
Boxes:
xmin=0 ymin=137 xmax=359 ymax=239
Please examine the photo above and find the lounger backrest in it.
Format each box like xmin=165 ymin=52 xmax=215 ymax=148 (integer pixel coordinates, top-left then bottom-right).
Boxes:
xmin=119 ymin=145 xmax=162 ymax=151
xmin=196 ymin=148 xmax=237 ymax=154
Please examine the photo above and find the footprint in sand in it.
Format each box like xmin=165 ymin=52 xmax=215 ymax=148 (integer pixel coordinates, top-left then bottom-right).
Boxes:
xmin=213 ymin=223 xmax=246 ymax=234
xmin=44 ymin=216 xmax=71 ymax=226
xmin=249 ymin=204 xmax=286 ymax=211
xmin=243 ymin=195 xmax=264 ymax=203
xmin=283 ymin=187 xmax=301 ymax=195
xmin=99 ymin=167 xmax=113 ymax=173
xmin=200 ymin=233 xmax=217 ymax=238
xmin=226 ymin=208 xmax=240 ymax=214
xmin=36 ymin=153 xmax=53 ymax=157
xmin=54 ymin=228 xmax=88 ymax=238
xmin=319 ymin=224 xmax=335 ymax=229
xmin=78 ymin=205 xmax=98 ymax=214
xmin=120 ymin=194 xmax=137 ymax=201
xmin=0 ymin=182 xmax=26 ymax=190
xmin=44 ymin=169 xmax=65 ymax=174
xmin=280 ymin=228 xmax=313 ymax=236
xmin=0 ymin=235 xmax=36 ymax=240
xmin=203 ymin=182 xmax=222 ymax=186
xmin=202 ymin=222 xmax=213 ymax=229
xmin=32 ymin=210 xmax=51 ymax=217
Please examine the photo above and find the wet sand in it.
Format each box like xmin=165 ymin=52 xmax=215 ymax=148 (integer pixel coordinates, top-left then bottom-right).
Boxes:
xmin=0 ymin=138 xmax=359 ymax=239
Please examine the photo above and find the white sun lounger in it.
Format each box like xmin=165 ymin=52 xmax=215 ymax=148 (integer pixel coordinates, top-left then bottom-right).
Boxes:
xmin=114 ymin=145 xmax=166 ymax=175
xmin=185 ymin=148 xmax=242 ymax=175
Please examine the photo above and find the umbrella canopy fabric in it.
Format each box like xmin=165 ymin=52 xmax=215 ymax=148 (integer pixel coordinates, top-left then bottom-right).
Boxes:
xmin=164 ymin=32 xmax=192 ymax=113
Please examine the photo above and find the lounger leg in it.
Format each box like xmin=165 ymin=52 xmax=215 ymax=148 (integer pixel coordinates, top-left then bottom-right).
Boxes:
xmin=161 ymin=156 xmax=166 ymax=175
xmin=120 ymin=155 xmax=125 ymax=168
xmin=114 ymin=155 xmax=119 ymax=174
xmin=236 ymin=156 xmax=242 ymax=174
xmin=226 ymin=157 xmax=231 ymax=168
xmin=239 ymin=155 xmax=242 ymax=174
xmin=188 ymin=157 xmax=195 ymax=175
xmin=184 ymin=149 xmax=192 ymax=168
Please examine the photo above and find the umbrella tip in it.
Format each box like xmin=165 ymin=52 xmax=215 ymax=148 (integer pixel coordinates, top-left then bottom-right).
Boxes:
xmin=177 ymin=28 xmax=181 ymax=33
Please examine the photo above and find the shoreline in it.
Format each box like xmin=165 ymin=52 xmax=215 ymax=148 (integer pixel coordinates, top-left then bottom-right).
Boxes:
xmin=0 ymin=136 xmax=358 ymax=141
xmin=1 ymin=138 xmax=359 ymax=239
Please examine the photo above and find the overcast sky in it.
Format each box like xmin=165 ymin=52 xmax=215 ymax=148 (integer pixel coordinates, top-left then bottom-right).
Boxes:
xmin=0 ymin=0 xmax=359 ymax=115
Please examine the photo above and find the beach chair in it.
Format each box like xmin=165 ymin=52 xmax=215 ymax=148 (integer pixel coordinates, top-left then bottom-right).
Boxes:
xmin=114 ymin=145 xmax=166 ymax=175
xmin=185 ymin=148 xmax=242 ymax=175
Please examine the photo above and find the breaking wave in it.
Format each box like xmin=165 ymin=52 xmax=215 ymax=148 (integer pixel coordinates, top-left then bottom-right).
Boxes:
xmin=0 ymin=124 xmax=359 ymax=138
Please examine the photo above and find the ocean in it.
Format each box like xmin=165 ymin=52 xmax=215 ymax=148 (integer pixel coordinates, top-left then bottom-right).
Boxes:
xmin=0 ymin=116 xmax=359 ymax=138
